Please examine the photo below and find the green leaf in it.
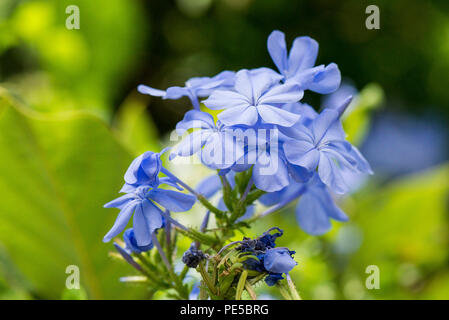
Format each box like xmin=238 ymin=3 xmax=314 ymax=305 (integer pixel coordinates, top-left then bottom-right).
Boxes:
xmin=113 ymin=95 xmax=159 ymax=155
xmin=0 ymin=89 xmax=146 ymax=299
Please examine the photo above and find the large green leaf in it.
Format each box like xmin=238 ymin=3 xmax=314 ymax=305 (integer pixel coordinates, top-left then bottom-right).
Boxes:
xmin=0 ymin=89 xmax=147 ymax=299
xmin=346 ymin=165 xmax=449 ymax=299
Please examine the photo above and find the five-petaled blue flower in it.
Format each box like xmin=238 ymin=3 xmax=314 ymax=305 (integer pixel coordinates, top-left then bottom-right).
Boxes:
xmin=267 ymin=30 xmax=341 ymax=94
xmin=138 ymin=70 xmax=235 ymax=109
xmin=203 ymin=69 xmax=303 ymax=127
xmin=104 ymin=184 xmax=195 ymax=246
xmin=282 ymin=97 xmax=372 ymax=194
xmin=170 ymin=110 xmax=244 ymax=169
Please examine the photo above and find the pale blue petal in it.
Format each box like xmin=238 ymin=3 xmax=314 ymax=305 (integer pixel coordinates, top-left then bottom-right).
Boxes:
xmin=283 ymin=140 xmax=319 ymax=171
xmin=165 ymin=86 xmax=189 ymax=99
xmin=132 ymin=202 xmax=152 ymax=246
xmin=308 ymin=63 xmax=341 ymax=94
xmin=171 ymin=130 xmax=213 ymax=158
xmin=124 ymin=153 xmax=145 ymax=185
xmin=218 ymin=105 xmax=258 ymax=126
xmin=257 ymin=104 xmax=300 ymax=127
xmin=196 ymin=175 xmax=222 ymax=198
xmin=318 ymin=153 xmax=349 ymax=194
xmin=250 ymin=67 xmax=284 ymax=82
xmin=311 ymin=108 xmax=341 ymax=143
xmin=253 ymin=151 xmax=289 ymax=192
xmin=104 ymin=193 xmax=135 ymax=209
xmin=103 ymin=201 xmax=138 ymax=242
xmin=119 ymin=183 xmax=136 ymax=193
xmin=287 ymin=36 xmax=319 ymax=76
xmin=267 ymin=30 xmax=288 ymax=76
xmin=137 ymin=85 xmax=166 ymax=97
xmin=148 ymin=189 xmax=196 ymax=212
xmin=203 ymin=90 xmax=249 ymax=110
xmin=175 ymin=110 xmax=215 ymax=134
xmin=296 ymin=191 xmax=332 ymax=235
xmin=258 ymin=83 xmax=303 ymax=104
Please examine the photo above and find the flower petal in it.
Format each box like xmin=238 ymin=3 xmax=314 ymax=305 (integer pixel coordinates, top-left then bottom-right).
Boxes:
xmin=257 ymin=104 xmax=300 ymax=127
xmin=175 ymin=110 xmax=215 ymax=135
xmin=283 ymin=140 xmax=319 ymax=171
xmin=318 ymin=153 xmax=349 ymax=194
xmin=308 ymin=63 xmax=341 ymax=94
xmin=196 ymin=174 xmax=222 ymax=198
xmin=203 ymin=90 xmax=249 ymax=110
xmin=137 ymin=85 xmax=166 ymax=97
xmin=253 ymin=151 xmax=290 ymax=192
xmin=267 ymin=30 xmax=288 ymax=76
xmin=171 ymin=130 xmax=213 ymax=159
xmin=287 ymin=36 xmax=319 ymax=76
xmin=165 ymin=86 xmax=189 ymax=99
xmin=218 ymin=105 xmax=258 ymax=126
xmin=148 ymin=189 xmax=196 ymax=212
xmin=104 ymin=193 xmax=135 ymax=209
xmin=258 ymin=83 xmax=303 ymax=104
xmin=103 ymin=201 xmax=138 ymax=242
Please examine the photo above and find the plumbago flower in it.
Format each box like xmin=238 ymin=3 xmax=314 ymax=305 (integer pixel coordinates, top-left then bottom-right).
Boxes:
xmin=203 ymin=69 xmax=303 ymax=127
xmin=103 ymin=151 xmax=196 ymax=246
xmin=259 ymin=173 xmax=348 ymax=235
xmin=138 ymin=70 xmax=235 ymax=109
xmin=236 ymin=228 xmax=297 ymax=287
xmin=267 ymin=30 xmax=341 ymax=94
xmin=103 ymin=29 xmax=373 ymax=300
xmin=170 ymin=110 xmax=245 ymax=169
xmin=282 ymin=97 xmax=372 ymax=194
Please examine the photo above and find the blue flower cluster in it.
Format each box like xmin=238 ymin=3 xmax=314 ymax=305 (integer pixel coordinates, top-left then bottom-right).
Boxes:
xmin=138 ymin=30 xmax=371 ymax=235
xmin=103 ymin=150 xmax=196 ymax=247
xmin=238 ymin=228 xmax=297 ymax=286
xmin=106 ymin=30 xmax=372 ymax=246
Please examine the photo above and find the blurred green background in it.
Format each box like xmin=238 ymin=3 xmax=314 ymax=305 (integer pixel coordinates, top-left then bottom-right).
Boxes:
xmin=0 ymin=0 xmax=448 ymax=300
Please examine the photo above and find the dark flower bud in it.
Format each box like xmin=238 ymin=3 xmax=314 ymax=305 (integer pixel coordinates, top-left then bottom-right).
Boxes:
xmin=182 ymin=246 xmax=206 ymax=268
xmin=265 ymin=273 xmax=284 ymax=286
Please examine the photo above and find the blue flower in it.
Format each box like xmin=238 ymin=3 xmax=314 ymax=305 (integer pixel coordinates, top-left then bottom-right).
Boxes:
xmin=170 ymin=110 xmax=244 ymax=170
xmin=230 ymin=126 xmax=310 ymax=192
xmin=267 ymin=30 xmax=341 ymax=94
xmin=138 ymin=71 xmax=235 ymax=109
xmin=123 ymin=228 xmax=154 ymax=254
xmin=259 ymin=173 xmax=349 ymax=235
xmin=263 ymin=248 xmax=297 ymax=274
xmin=203 ymin=69 xmax=303 ymax=127
xmin=265 ymin=273 xmax=284 ymax=286
xmin=246 ymin=136 xmax=291 ymax=192
xmin=121 ymin=149 xmax=179 ymax=193
xmin=103 ymin=185 xmax=196 ymax=246
xmin=282 ymin=97 xmax=372 ymax=194
xmin=295 ymin=174 xmax=348 ymax=235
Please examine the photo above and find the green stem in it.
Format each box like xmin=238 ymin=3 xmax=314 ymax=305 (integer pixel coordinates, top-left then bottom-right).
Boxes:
xmin=286 ymin=274 xmax=302 ymax=300
xmin=198 ymin=261 xmax=217 ymax=296
xmin=152 ymin=233 xmax=187 ymax=298
xmin=198 ymin=194 xmax=227 ymax=218
xmin=276 ymin=281 xmax=292 ymax=300
xmin=235 ymin=270 xmax=248 ymax=300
